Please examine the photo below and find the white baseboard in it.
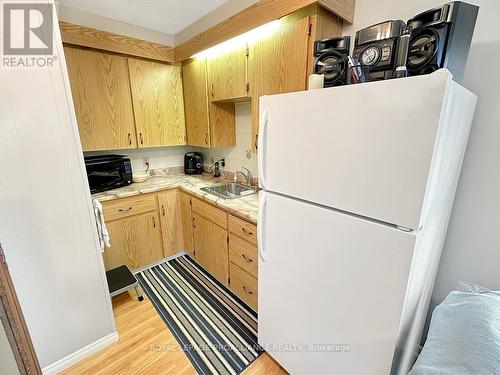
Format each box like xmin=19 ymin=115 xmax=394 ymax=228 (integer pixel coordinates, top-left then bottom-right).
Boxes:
xmin=42 ymin=331 xmax=118 ymax=375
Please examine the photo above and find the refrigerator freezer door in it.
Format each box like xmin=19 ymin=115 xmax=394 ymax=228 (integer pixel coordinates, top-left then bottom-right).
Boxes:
xmin=258 ymin=191 xmax=415 ymax=375
xmin=259 ymin=71 xmax=452 ymax=230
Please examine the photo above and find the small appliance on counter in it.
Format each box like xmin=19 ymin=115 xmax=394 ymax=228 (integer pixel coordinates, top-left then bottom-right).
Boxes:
xmin=353 ymin=20 xmax=406 ymax=81
xmin=406 ymin=1 xmax=479 ymax=82
xmin=313 ymin=36 xmax=350 ymax=87
xmin=184 ymin=152 xmax=204 ymax=174
xmin=84 ymin=154 xmax=132 ymax=194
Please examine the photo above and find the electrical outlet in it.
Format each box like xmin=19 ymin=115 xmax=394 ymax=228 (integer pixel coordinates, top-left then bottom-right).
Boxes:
xmin=210 ymin=156 xmax=215 ymax=164
xmin=246 ymin=150 xmax=252 ymax=160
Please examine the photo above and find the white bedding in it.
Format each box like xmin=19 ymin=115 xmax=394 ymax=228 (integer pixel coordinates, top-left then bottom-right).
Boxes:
xmin=409 ymin=291 xmax=500 ymax=375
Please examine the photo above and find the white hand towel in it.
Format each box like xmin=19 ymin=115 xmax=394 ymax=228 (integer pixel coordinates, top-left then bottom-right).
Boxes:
xmin=92 ymin=198 xmax=111 ymax=251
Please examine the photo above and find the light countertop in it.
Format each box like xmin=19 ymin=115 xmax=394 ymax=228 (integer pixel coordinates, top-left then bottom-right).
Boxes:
xmin=92 ymin=169 xmax=259 ymax=224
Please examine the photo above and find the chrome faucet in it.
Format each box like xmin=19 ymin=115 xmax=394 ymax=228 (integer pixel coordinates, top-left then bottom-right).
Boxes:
xmin=234 ymin=167 xmax=253 ymax=186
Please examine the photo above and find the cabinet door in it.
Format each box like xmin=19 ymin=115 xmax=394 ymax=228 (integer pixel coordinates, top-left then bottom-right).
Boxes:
xmin=64 ymin=46 xmax=137 ymax=151
xmin=179 ymin=192 xmax=195 ymax=258
xmin=128 ymin=58 xmax=186 ymax=147
xmin=104 ymin=211 xmax=164 ymax=271
xmin=192 ymin=213 xmax=229 ymax=286
xmin=207 ymin=45 xmax=248 ymax=102
xmin=157 ymin=190 xmax=183 ymax=258
xmin=249 ymin=16 xmax=310 ymax=151
xmin=182 ymin=59 xmax=210 ymax=147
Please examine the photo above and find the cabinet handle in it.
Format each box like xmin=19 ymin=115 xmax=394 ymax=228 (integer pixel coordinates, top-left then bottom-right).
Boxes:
xmin=242 ymin=254 xmax=253 ymax=263
xmin=140 ymin=133 xmax=144 ymax=145
xmin=243 ymin=285 xmax=253 ymax=295
xmin=255 ymin=134 xmax=258 ymax=150
xmin=162 ymin=205 xmax=165 ymax=217
xmin=118 ymin=206 xmax=133 ymax=212
xmin=128 ymin=133 xmax=132 ymax=145
xmin=211 ymin=83 xmax=214 ymax=97
xmin=152 ymin=217 xmax=156 ymax=228
xmin=205 ymin=133 xmax=208 ymax=145
xmin=192 ymin=216 xmax=196 ymax=229
xmin=242 ymin=228 xmax=253 ymax=236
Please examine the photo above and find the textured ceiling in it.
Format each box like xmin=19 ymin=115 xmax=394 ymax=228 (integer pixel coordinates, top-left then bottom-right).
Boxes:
xmin=58 ymin=0 xmax=230 ymax=35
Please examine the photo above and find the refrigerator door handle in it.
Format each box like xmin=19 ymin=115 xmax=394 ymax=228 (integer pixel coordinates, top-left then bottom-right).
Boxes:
xmin=258 ymin=108 xmax=269 ymax=189
xmin=258 ymin=191 xmax=267 ymax=262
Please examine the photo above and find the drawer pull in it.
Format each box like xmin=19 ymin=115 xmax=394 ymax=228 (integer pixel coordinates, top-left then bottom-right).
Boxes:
xmin=242 ymin=254 xmax=253 ymax=263
xmin=162 ymin=205 xmax=166 ymax=216
xmin=152 ymin=217 xmax=156 ymax=228
xmin=127 ymin=133 xmax=132 ymax=145
xmin=242 ymin=228 xmax=253 ymax=236
xmin=243 ymin=285 xmax=254 ymax=295
xmin=118 ymin=206 xmax=133 ymax=212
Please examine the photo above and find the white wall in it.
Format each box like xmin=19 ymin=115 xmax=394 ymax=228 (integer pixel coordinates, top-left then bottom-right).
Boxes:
xmin=344 ymin=0 xmax=500 ymax=308
xmin=0 ymin=322 xmax=20 ymax=375
xmin=0 ymin=3 xmax=116 ymax=370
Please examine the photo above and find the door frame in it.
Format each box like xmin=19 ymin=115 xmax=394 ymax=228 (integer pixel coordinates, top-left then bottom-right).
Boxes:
xmin=0 ymin=243 xmax=42 ymax=375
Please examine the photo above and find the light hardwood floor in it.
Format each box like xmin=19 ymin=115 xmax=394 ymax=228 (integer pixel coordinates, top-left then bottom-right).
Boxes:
xmin=62 ymin=291 xmax=287 ymax=375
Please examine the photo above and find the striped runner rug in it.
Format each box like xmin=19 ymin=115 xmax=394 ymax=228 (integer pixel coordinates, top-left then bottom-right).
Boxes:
xmin=136 ymin=255 xmax=263 ymax=375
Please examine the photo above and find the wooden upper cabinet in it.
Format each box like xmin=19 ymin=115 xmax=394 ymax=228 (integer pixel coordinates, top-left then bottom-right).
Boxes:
xmin=182 ymin=58 xmax=236 ymax=148
xmin=249 ymin=16 xmax=312 ymax=151
xmin=182 ymin=58 xmax=210 ymax=147
xmin=64 ymin=46 xmax=137 ymax=151
xmin=207 ymin=45 xmax=248 ymax=102
xmin=127 ymin=58 xmax=186 ymax=147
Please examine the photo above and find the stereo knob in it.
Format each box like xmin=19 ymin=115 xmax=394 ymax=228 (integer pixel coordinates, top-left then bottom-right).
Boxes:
xmin=361 ymin=46 xmax=380 ymax=66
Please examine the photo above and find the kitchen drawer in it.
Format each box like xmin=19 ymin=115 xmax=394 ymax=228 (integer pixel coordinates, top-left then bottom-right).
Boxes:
xmin=192 ymin=197 xmax=227 ymax=228
xmin=230 ymin=263 xmax=258 ymax=310
xmin=103 ymin=195 xmax=157 ymax=221
xmin=229 ymin=233 xmax=258 ymax=278
xmin=228 ymin=215 xmax=257 ymax=245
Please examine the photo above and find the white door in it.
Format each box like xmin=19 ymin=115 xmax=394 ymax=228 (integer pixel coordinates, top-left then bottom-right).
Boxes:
xmin=258 ymin=191 xmax=415 ymax=375
xmin=259 ymin=71 xmax=452 ymax=230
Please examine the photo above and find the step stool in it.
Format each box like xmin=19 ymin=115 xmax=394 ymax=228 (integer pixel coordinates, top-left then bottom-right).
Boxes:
xmin=105 ymin=265 xmax=144 ymax=301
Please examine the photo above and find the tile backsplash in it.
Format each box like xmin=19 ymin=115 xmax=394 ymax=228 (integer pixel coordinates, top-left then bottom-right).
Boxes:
xmin=83 ymin=102 xmax=258 ymax=176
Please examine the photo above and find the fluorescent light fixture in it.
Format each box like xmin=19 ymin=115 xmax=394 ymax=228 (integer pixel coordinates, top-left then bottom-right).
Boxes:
xmin=192 ymin=20 xmax=281 ymax=60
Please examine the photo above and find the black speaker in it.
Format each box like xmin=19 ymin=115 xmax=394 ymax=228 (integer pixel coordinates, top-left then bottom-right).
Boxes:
xmin=406 ymin=1 xmax=478 ymax=83
xmin=313 ymin=36 xmax=350 ymax=87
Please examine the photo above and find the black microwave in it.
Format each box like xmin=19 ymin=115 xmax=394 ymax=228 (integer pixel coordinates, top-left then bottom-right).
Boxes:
xmin=84 ymin=154 xmax=132 ymax=194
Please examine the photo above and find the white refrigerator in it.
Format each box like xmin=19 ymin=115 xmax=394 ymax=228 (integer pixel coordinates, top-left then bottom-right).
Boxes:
xmin=257 ymin=70 xmax=477 ymax=375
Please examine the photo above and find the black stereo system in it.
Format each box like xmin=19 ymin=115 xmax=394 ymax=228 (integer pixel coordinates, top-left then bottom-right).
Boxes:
xmin=313 ymin=36 xmax=350 ymax=87
xmin=314 ymin=1 xmax=478 ymax=84
xmin=352 ymin=20 xmax=405 ymax=81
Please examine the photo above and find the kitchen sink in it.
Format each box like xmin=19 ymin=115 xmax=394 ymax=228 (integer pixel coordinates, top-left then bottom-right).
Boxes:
xmin=200 ymin=183 xmax=258 ymax=200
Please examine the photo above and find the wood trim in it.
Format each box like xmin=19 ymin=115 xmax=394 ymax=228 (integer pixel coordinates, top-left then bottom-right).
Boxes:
xmin=59 ymin=22 xmax=175 ymax=63
xmin=0 ymin=244 xmax=42 ymax=375
xmin=174 ymin=0 xmax=354 ymax=61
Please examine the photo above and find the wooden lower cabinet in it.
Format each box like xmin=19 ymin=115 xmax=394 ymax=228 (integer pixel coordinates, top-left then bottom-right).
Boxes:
xmin=192 ymin=212 xmax=229 ymax=286
xmin=101 ymin=191 xmax=258 ymax=304
xmin=179 ymin=192 xmax=195 ymax=257
xmin=104 ymin=211 xmax=164 ymax=270
xmin=230 ymin=263 xmax=258 ymax=310
xmin=157 ymin=190 xmax=183 ymax=257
